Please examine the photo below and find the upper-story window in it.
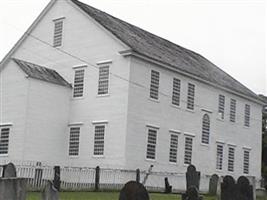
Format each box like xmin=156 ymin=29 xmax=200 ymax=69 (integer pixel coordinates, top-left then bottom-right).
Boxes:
xmin=172 ymin=78 xmax=181 ymax=106
xmin=218 ymin=95 xmax=225 ymax=119
xmin=149 ymin=70 xmax=160 ymax=100
xmin=0 ymin=126 xmax=10 ymax=155
xmin=53 ymin=18 xmax=64 ymax=47
xmin=201 ymin=114 xmax=210 ymax=144
xmin=230 ymin=99 xmax=236 ymax=122
xmin=68 ymin=127 xmax=80 ymax=156
xmin=98 ymin=65 xmax=110 ymax=95
xmin=243 ymin=149 xmax=250 ymax=174
xmin=187 ymin=83 xmax=195 ymax=110
xmin=73 ymin=68 xmax=85 ymax=98
xmin=244 ymin=104 xmax=250 ymax=127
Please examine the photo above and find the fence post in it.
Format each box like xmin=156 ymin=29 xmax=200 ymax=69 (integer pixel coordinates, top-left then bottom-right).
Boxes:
xmin=95 ymin=166 xmax=100 ymax=191
xmin=136 ymin=169 xmax=140 ymax=183
xmin=53 ymin=166 xmax=61 ymax=191
xmin=34 ymin=162 xmax=43 ymax=189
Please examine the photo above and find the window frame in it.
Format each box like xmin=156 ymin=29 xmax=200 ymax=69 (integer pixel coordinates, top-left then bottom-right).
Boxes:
xmin=0 ymin=125 xmax=11 ymax=156
xmin=243 ymin=149 xmax=250 ymax=174
xmin=68 ymin=126 xmax=81 ymax=157
xmin=216 ymin=143 xmax=224 ymax=170
xmin=72 ymin=67 xmax=86 ymax=98
xmin=146 ymin=126 xmax=158 ymax=161
xmin=97 ymin=65 xmax=110 ymax=96
xmin=230 ymin=98 xmax=236 ymax=122
xmin=244 ymin=104 xmax=250 ymax=127
xmin=149 ymin=70 xmax=160 ymax=100
xmin=53 ymin=18 xmax=64 ymax=47
xmin=227 ymin=146 xmax=235 ymax=172
xmin=92 ymin=122 xmax=107 ymax=157
xmin=184 ymin=136 xmax=193 ymax=165
xmin=201 ymin=114 xmax=210 ymax=145
xmin=187 ymin=83 xmax=195 ymax=110
xmin=169 ymin=131 xmax=179 ymax=163
xmin=218 ymin=95 xmax=225 ymax=120
xmin=171 ymin=78 xmax=181 ymax=106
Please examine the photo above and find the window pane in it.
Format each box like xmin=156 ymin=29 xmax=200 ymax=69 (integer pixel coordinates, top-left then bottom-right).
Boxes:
xmin=216 ymin=144 xmax=223 ymax=170
xmin=0 ymin=127 xmax=10 ymax=155
xmin=98 ymin=66 xmax=109 ymax=95
xmin=146 ymin=129 xmax=157 ymax=159
xmin=230 ymin=99 xmax=236 ymax=122
xmin=53 ymin=20 xmax=63 ymax=47
xmin=187 ymin=83 xmax=195 ymax=110
xmin=150 ymin=70 xmax=160 ymax=100
xmin=94 ymin=125 xmax=105 ymax=155
xmin=172 ymin=78 xmax=181 ymax=106
xmin=73 ymin=69 xmax=85 ymax=97
xmin=169 ymin=133 xmax=178 ymax=163
xmin=218 ymin=95 xmax=225 ymax=119
xmin=244 ymin=104 xmax=250 ymax=127
xmin=201 ymin=114 xmax=210 ymax=144
xmin=69 ymin=127 xmax=80 ymax=156
xmin=228 ymin=147 xmax=235 ymax=172
xmin=184 ymin=137 xmax=193 ymax=164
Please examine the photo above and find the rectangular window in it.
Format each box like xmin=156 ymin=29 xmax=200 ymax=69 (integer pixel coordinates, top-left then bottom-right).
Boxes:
xmin=73 ymin=68 xmax=85 ymax=98
xmin=218 ymin=95 xmax=225 ymax=119
xmin=169 ymin=133 xmax=178 ymax=163
xmin=187 ymin=83 xmax=195 ymax=110
xmin=68 ymin=127 xmax=80 ymax=156
xmin=146 ymin=128 xmax=157 ymax=160
xmin=172 ymin=78 xmax=181 ymax=106
xmin=244 ymin=104 xmax=250 ymax=127
xmin=53 ymin=19 xmax=63 ymax=47
xmin=230 ymin=99 xmax=236 ymax=122
xmin=149 ymin=70 xmax=160 ymax=100
xmin=93 ymin=125 xmax=105 ymax=156
xmin=98 ymin=65 xmax=110 ymax=95
xmin=0 ymin=127 xmax=10 ymax=155
xmin=184 ymin=137 xmax=193 ymax=164
xmin=216 ymin=144 xmax=223 ymax=170
xmin=228 ymin=147 xmax=235 ymax=172
xmin=243 ymin=150 xmax=250 ymax=174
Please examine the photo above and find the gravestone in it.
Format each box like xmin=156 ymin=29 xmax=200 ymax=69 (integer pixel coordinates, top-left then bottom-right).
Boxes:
xmin=164 ymin=177 xmax=172 ymax=193
xmin=209 ymin=174 xmax=219 ymax=195
xmin=186 ymin=165 xmax=200 ymax=190
xmin=221 ymin=175 xmax=236 ymax=200
xmin=53 ymin=166 xmax=60 ymax=191
xmin=119 ymin=181 xmax=149 ymax=200
xmin=236 ymin=176 xmax=253 ymax=200
xmin=42 ymin=181 xmax=59 ymax=200
xmin=182 ymin=186 xmax=203 ymax=200
xmin=3 ymin=162 xmax=17 ymax=178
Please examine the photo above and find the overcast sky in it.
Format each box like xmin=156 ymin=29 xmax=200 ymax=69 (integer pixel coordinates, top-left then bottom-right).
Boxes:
xmin=0 ymin=0 xmax=266 ymax=95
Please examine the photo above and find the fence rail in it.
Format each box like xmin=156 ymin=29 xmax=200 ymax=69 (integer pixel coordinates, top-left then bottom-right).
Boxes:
xmin=0 ymin=161 xmax=262 ymax=192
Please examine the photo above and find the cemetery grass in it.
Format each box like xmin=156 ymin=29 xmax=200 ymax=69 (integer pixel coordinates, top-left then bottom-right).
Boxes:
xmin=27 ymin=192 xmax=266 ymax=200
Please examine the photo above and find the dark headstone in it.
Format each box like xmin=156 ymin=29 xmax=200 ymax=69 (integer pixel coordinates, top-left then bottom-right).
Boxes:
xmin=182 ymin=186 xmax=202 ymax=200
xmin=53 ymin=166 xmax=60 ymax=191
xmin=119 ymin=181 xmax=149 ymax=200
xmin=236 ymin=176 xmax=253 ymax=200
xmin=221 ymin=175 xmax=236 ymax=200
xmin=0 ymin=178 xmax=26 ymax=200
xmin=209 ymin=174 xmax=219 ymax=195
xmin=95 ymin=166 xmax=100 ymax=191
xmin=164 ymin=177 xmax=172 ymax=193
xmin=186 ymin=165 xmax=200 ymax=190
xmin=42 ymin=181 xmax=59 ymax=200
xmin=136 ymin=169 xmax=140 ymax=183
xmin=3 ymin=162 xmax=17 ymax=178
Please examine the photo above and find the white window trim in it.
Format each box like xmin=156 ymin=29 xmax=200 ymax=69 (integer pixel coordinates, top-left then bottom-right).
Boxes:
xmin=0 ymin=123 xmax=13 ymax=127
xmin=68 ymin=126 xmax=81 ymax=157
xmin=184 ymin=132 xmax=196 ymax=137
xmin=92 ymin=122 xmax=108 ymax=157
xmin=145 ymin=126 xmax=158 ymax=161
xmin=0 ymin=124 xmax=12 ymax=157
xmin=169 ymin=131 xmax=179 ymax=164
xmin=68 ymin=122 xmax=84 ymax=126
xmin=53 ymin=17 xmax=65 ymax=48
xmin=97 ymin=64 xmax=110 ymax=96
xmin=72 ymin=67 xmax=86 ymax=99
xmin=96 ymin=60 xmax=112 ymax=65
xmin=92 ymin=120 xmax=108 ymax=125
xmin=146 ymin=124 xmax=160 ymax=130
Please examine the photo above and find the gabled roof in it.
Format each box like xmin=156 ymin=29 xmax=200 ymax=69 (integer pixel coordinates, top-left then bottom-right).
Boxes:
xmin=71 ymin=0 xmax=260 ymax=101
xmin=13 ymin=58 xmax=71 ymax=88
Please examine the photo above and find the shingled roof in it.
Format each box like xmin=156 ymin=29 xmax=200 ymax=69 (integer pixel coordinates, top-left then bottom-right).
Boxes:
xmin=13 ymin=58 xmax=71 ymax=87
xmin=71 ymin=0 xmax=260 ymax=101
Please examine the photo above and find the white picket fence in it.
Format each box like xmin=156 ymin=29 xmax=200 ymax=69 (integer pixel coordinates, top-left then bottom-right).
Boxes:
xmin=0 ymin=161 xmax=262 ymax=192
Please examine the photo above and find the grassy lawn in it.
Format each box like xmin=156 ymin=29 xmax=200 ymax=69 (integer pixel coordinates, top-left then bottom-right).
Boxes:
xmin=27 ymin=192 xmax=266 ymax=200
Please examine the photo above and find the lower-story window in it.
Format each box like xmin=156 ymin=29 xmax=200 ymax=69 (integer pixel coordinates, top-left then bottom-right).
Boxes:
xmin=184 ymin=137 xmax=193 ymax=164
xmin=146 ymin=128 xmax=158 ymax=160
xmin=0 ymin=126 xmax=10 ymax=155
xmin=216 ymin=144 xmax=223 ymax=170
xmin=243 ymin=149 xmax=250 ymax=174
xmin=228 ymin=146 xmax=235 ymax=172
xmin=169 ymin=133 xmax=178 ymax=163
xmin=93 ymin=124 xmax=106 ymax=156
xmin=68 ymin=127 xmax=80 ymax=156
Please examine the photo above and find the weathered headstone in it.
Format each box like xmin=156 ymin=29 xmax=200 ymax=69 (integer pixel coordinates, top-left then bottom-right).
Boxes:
xmin=119 ymin=181 xmax=149 ymax=200
xmin=95 ymin=166 xmax=100 ymax=191
xmin=221 ymin=175 xmax=236 ymax=200
xmin=247 ymin=176 xmax=256 ymax=200
xmin=236 ymin=176 xmax=253 ymax=200
xmin=186 ymin=165 xmax=200 ymax=190
xmin=42 ymin=181 xmax=59 ymax=200
xmin=53 ymin=166 xmax=60 ymax=191
xmin=209 ymin=174 xmax=219 ymax=195
xmin=0 ymin=178 xmax=27 ymax=200
xmin=182 ymin=186 xmax=202 ymax=200
xmin=164 ymin=177 xmax=172 ymax=193
xmin=3 ymin=162 xmax=17 ymax=178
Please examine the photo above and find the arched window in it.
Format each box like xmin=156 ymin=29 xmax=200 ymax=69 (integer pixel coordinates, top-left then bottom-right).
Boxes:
xmin=201 ymin=114 xmax=210 ymax=144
